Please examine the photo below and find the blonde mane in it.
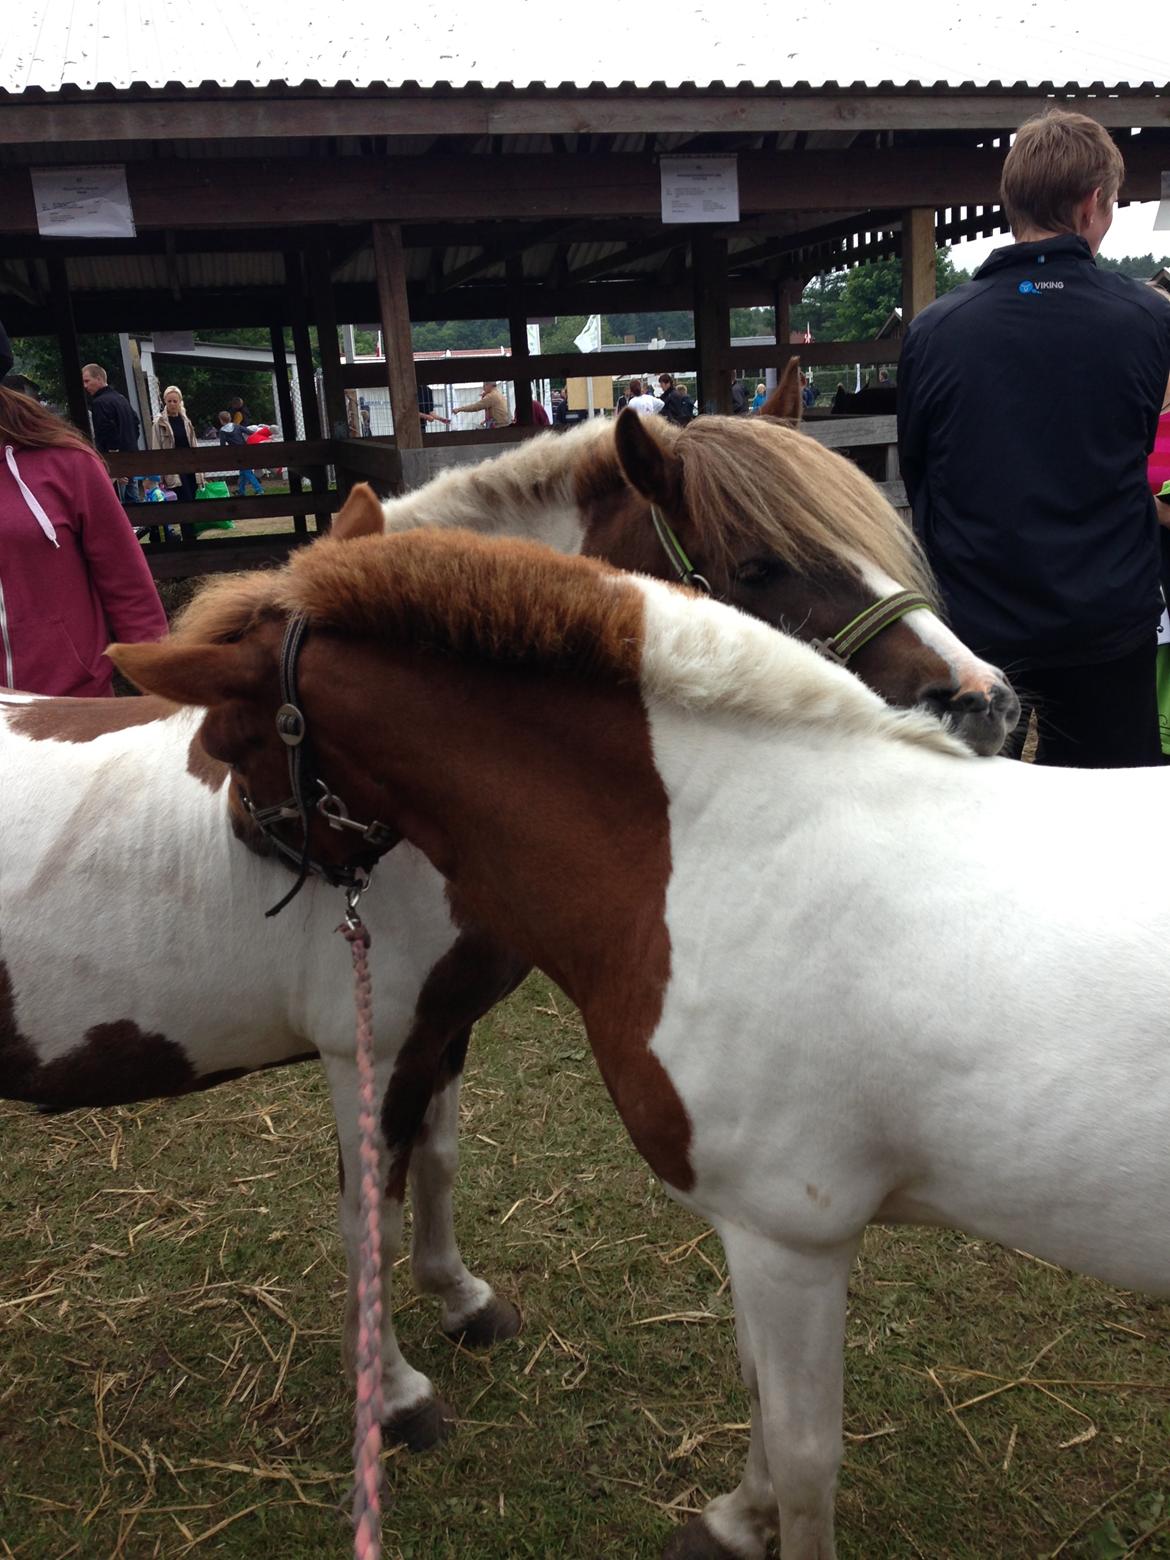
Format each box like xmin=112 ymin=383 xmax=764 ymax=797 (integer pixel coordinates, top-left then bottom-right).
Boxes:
xmin=171 ymin=529 xmax=964 ymax=757
xmin=674 ymin=415 xmax=936 ymax=600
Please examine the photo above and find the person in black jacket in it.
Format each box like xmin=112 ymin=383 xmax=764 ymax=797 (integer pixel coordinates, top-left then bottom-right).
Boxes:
xmin=82 ymin=362 xmax=142 ymax=504
xmin=898 ymin=109 xmax=1170 ymax=768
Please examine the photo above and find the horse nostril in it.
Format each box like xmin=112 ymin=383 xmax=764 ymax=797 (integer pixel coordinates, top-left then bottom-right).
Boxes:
xmin=991 ymin=683 xmax=1023 ymax=726
xmin=919 ymin=681 xmax=963 ymax=715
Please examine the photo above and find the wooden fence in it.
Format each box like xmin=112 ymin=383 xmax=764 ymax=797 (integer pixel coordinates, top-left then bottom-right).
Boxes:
xmin=106 ymin=415 xmax=902 ymax=579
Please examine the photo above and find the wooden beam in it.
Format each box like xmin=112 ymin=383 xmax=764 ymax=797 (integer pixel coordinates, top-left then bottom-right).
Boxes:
xmin=506 ymin=256 xmax=532 ymax=426
xmin=567 ymin=232 xmax=690 ymax=285
xmin=0 ymin=274 xmax=794 ymax=337
xmin=144 ymin=534 xmax=313 ymax=581
xmin=269 ymin=322 xmax=307 ymax=534
xmin=437 ymin=221 xmax=575 ymax=292
xmin=307 ymin=245 xmax=347 ymax=448
xmin=693 ymin=234 xmax=730 ymax=414
xmin=286 ymin=251 xmax=333 ymax=530
xmin=3 ymin=145 xmax=1165 ymax=233
xmin=45 ymin=258 xmax=89 ymax=433
xmin=3 ymin=91 xmax=1169 ymax=148
xmin=901 ymin=207 xmax=937 ymax=322
xmin=372 ymin=221 xmax=423 ymax=450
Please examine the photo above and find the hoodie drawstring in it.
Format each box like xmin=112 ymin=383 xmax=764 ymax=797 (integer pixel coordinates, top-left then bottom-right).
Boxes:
xmin=5 ymin=446 xmax=60 ymax=547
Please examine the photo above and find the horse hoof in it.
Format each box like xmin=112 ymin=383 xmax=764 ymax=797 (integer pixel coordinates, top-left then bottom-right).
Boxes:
xmin=444 ymin=1295 xmax=522 ymax=1349
xmin=662 ymin=1516 xmax=744 ymax=1560
xmin=383 ymin=1394 xmax=454 ymax=1452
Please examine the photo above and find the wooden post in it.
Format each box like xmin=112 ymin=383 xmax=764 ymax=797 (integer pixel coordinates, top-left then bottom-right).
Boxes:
xmin=774 ymin=276 xmax=792 ymax=352
xmin=901 ymin=208 xmax=937 ymax=323
xmin=372 ymin=221 xmax=423 ymax=450
xmin=269 ymin=322 xmax=307 ymax=536
xmin=307 ymin=244 xmax=347 ymax=442
xmin=692 ymin=234 xmax=730 ymax=415
xmin=506 ymin=255 xmax=532 ymax=426
xmin=46 ymin=258 xmax=89 ymax=433
xmin=285 ymin=250 xmax=332 ymax=532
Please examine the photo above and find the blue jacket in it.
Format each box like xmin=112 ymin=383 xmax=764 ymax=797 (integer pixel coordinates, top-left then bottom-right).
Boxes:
xmin=898 ymin=236 xmax=1170 ymax=669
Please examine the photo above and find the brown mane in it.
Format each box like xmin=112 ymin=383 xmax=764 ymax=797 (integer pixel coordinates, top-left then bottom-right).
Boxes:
xmin=676 ymin=415 xmax=934 ymax=598
xmin=173 ymin=530 xmax=645 ymax=684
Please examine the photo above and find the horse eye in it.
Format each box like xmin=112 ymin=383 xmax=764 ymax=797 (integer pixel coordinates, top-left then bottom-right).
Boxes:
xmin=734 ymin=557 xmax=785 ymax=587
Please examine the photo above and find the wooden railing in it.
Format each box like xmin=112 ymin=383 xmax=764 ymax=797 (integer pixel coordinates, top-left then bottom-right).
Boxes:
xmin=104 ymin=414 xmax=903 ymax=579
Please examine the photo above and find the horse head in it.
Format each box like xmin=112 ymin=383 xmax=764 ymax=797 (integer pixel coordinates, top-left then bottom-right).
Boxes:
xmin=595 ymin=392 xmax=1019 ymax=756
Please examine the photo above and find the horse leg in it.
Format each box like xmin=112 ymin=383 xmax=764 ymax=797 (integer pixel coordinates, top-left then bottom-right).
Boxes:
xmin=408 ymin=1028 xmax=522 ymax=1346
xmin=663 ymin=1283 xmax=776 ymax=1560
xmin=321 ymin=1053 xmax=453 ymax=1453
xmin=665 ymin=1226 xmax=856 ymax=1560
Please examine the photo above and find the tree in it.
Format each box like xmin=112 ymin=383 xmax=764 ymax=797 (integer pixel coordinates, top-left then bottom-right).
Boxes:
xmin=797 ymin=250 xmax=970 ymax=342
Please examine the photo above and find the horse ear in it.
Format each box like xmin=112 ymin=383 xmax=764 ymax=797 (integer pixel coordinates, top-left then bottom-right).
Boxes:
xmin=333 ymin=481 xmax=384 ymax=540
xmin=758 ymin=356 xmax=802 ymax=423
xmin=107 ymin=640 xmax=266 ymax=707
xmin=614 ymin=407 xmax=683 ymax=510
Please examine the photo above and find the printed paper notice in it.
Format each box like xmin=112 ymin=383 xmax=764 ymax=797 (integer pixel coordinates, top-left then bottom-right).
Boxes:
xmin=660 ymin=156 xmax=739 ymax=224
xmin=32 ymin=166 xmax=136 ymax=239
xmin=1156 ymin=170 xmax=1170 ymax=231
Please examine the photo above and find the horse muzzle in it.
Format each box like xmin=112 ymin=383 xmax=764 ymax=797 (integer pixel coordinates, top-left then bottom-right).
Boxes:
xmin=920 ymin=678 xmax=1022 ymax=757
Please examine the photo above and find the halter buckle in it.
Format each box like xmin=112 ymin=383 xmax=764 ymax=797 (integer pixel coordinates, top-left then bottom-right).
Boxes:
xmin=809 ymin=636 xmax=848 ymax=666
xmin=276 ymin=703 xmax=306 ymax=746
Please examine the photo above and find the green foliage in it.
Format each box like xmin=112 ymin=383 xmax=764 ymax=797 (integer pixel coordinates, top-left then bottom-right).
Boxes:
xmin=1096 ymin=252 xmax=1170 ymax=278
xmin=803 ymin=250 xmax=969 ymax=343
xmin=10 ymin=329 xmax=280 ymax=434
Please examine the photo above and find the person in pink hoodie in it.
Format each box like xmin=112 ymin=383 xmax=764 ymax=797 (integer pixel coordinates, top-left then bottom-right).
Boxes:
xmin=0 ymin=367 xmax=168 ymax=697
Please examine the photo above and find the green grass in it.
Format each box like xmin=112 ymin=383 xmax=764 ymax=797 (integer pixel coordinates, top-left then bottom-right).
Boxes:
xmin=1 ymin=976 xmax=1168 ymax=1558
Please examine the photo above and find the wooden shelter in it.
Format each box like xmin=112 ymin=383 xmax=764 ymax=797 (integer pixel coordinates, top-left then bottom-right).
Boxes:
xmin=2 ymin=7 xmax=1167 ymax=573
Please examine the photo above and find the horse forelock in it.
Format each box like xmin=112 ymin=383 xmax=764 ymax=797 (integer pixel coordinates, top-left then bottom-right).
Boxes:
xmin=677 ymin=417 xmax=938 ymax=605
xmin=170 ymin=569 xmax=286 ymax=645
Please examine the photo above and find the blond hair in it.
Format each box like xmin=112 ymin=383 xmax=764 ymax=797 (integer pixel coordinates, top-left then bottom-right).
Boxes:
xmin=1001 ymin=109 xmax=1124 ymax=237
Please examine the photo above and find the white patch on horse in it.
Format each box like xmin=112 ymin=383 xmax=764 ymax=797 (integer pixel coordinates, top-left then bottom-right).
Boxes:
xmin=378 ymin=421 xmax=613 ymax=554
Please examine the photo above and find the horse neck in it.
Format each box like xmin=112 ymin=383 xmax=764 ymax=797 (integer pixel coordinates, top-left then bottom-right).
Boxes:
xmin=380 ymin=440 xmax=590 ymax=555
xmin=331 ymin=644 xmax=671 ymax=1011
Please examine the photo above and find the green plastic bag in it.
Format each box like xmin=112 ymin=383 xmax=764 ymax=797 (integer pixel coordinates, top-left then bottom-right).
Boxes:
xmin=194 ymin=478 xmax=235 ymax=530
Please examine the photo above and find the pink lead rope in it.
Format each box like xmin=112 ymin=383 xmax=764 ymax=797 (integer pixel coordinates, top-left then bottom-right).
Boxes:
xmin=339 ymin=881 xmax=384 ymax=1560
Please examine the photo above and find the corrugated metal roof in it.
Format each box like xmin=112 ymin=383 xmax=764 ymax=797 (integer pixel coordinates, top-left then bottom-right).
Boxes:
xmin=2 ymin=0 xmax=1167 ymax=94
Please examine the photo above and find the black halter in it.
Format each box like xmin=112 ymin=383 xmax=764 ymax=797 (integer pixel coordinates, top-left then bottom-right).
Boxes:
xmin=237 ymin=612 xmax=398 ymax=917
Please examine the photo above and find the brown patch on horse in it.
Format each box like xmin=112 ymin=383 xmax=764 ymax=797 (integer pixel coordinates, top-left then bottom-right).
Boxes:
xmin=336 ymin=625 xmax=694 ymax=1191
xmin=332 ymin=481 xmax=385 ymax=541
xmin=0 ymin=958 xmax=193 ymax=1108
xmin=187 ymin=733 xmax=230 ymax=791
xmin=0 ymin=957 xmax=310 ymax=1110
xmin=381 ymin=928 xmax=530 ymax=1200
xmin=6 ymin=693 xmax=177 ymax=743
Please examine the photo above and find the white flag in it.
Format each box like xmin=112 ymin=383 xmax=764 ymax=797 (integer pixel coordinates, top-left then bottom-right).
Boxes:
xmin=574 ymin=315 xmax=602 ymax=353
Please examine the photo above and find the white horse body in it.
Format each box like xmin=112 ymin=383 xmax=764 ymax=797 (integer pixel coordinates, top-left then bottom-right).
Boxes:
xmin=652 ymin=720 xmax=1170 ymax=1290
xmin=619 ymin=581 xmax=1170 ymax=1557
xmin=0 ymin=694 xmax=502 ymax=1425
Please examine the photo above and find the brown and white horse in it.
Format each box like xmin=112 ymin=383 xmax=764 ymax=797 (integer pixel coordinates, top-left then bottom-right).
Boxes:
xmin=0 ymin=385 xmax=1015 ymax=1454
xmin=114 ymin=527 xmax=1170 ymax=1560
